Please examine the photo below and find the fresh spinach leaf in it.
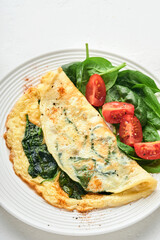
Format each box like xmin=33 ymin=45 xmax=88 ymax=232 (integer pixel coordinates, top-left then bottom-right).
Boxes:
xmin=146 ymin=107 xmax=160 ymax=129
xmin=117 ymin=137 xmax=160 ymax=170
xmin=143 ymin=123 xmax=160 ymax=142
xmin=59 ymin=171 xmax=86 ymax=199
xmin=117 ymin=136 xmax=136 ymax=156
xmin=105 ymin=85 xmax=147 ymax=126
xmin=97 ymin=107 xmax=103 ymax=117
xmin=62 ymin=61 xmax=81 ymax=85
xmin=117 ymin=127 xmax=160 ymax=172
xmin=62 ymin=43 xmax=125 ymax=96
xmin=116 ymin=136 xmax=143 ymax=160
xmin=117 ymin=70 xmax=160 ymax=93
xmin=128 ymin=155 xmax=145 ymax=161
xmin=116 ymin=71 xmax=160 ymax=129
xmin=132 ymin=85 xmax=160 ymax=119
xmin=139 ymin=160 xmax=160 ymax=173
xmin=76 ymin=57 xmax=126 ymax=94
xmin=22 ymin=115 xmax=58 ymax=179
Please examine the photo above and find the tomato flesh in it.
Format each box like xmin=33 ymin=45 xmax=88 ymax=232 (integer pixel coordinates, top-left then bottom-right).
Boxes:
xmin=102 ymin=101 xmax=134 ymax=124
xmin=119 ymin=114 xmax=143 ymax=146
xmin=85 ymin=74 xmax=106 ymax=107
xmin=134 ymin=141 xmax=160 ymax=160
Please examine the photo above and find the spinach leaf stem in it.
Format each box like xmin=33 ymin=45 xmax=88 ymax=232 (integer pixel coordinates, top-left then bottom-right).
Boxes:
xmin=85 ymin=43 xmax=89 ymax=59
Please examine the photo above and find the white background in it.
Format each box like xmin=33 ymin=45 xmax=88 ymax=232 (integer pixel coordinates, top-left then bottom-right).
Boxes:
xmin=0 ymin=0 xmax=160 ymax=239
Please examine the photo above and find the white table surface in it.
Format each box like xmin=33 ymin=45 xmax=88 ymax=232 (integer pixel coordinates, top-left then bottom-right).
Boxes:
xmin=0 ymin=0 xmax=160 ymax=239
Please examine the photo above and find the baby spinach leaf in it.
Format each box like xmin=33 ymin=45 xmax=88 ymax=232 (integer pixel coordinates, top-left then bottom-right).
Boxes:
xmin=117 ymin=136 xmax=160 ymax=170
xmin=62 ymin=61 xmax=81 ymax=85
xmin=106 ymin=85 xmax=147 ymax=126
xmin=62 ymin=54 xmax=125 ymax=95
xmin=143 ymin=123 xmax=160 ymax=142
xmin=146 ymin=107 xmax=160 ymax=129
xmin=117 ymin=70 xmax=160 ymax=93
xmin=59 ymin=171 xmax=86 ymax=199
xmin=116 ymin=71 xmax=160 ymax=128
xmin=22 ymin=115 xmax=58 ymax=179
xmin=97 ymin=107 xmax=103 ymax=117
xmin=117 ymin=136 xmax=145 ymax=161
xmin=139 ymin=160 xmax=160 ymax=173
xmin=117 ymin=128 xmax=160 ymax=172
xmin=132 ymin=85 xmax=160 ymax=119
xmin=76 ymin=57 xmax=126 ymax=94
xmin=128 ymin=155 xmax=145 ymax=161
xmin=116 ymin=136 xmax=136 ymax=156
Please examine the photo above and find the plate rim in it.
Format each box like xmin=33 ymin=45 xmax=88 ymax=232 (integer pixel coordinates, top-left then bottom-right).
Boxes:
xmin=0 ymin=48 xmax=159 ymax=85
xmin=1 ymin=194 xmax=160 ymax=236
xmin=0 ymin=48 xmax=160 ymax=236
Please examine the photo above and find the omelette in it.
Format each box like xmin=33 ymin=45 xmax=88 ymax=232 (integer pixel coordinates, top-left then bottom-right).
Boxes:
xmin=4 ymin=67 xmax=157 ymax=212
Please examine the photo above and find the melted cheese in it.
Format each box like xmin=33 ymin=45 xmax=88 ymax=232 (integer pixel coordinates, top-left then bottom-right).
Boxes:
xmin=38 ymin=68 xmax=157 ymax=193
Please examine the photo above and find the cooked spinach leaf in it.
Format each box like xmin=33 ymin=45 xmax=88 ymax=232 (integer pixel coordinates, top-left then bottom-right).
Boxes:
xmin=98 ymin=191 xmax=112 ymax=195
xmin=40 ymin=168 xmax=60 ymax=184
xmin=59 ymin=171 xmax=86 ymax=199
xmin=143 ymin=123 xmax=160 ymax=142
xmin=105 ymin=85 xmax=147 ymax=126
xmin=70 ymin=157 xmax=96 ymax=188
xmin=117 ymin=70 xmax=160 ymax=93
xmin=22 ymin=115 xmax=58 ymax=179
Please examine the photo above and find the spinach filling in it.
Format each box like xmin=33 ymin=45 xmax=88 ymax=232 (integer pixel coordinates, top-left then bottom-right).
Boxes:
xmin=22 ymin=115 xmax=87 ymax=199
xmin=59 ymin=171 xmax=87 ymax=199
xmin=22 ymin=115 xmax=58 ymax=179
xmin=22 ymin=115 xmax=113 ymax=198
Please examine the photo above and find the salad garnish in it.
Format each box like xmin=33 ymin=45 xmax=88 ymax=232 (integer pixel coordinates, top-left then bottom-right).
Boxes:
xmin=62 ymin=43 xmax=160 ymax=173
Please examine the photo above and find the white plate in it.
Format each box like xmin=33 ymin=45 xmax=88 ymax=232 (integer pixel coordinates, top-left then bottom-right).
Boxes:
xmin=0 ymin=49 xmax=160 ymax=236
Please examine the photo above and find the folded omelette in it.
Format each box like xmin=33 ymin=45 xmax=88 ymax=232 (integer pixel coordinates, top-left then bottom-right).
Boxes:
xmin=5 ymin=67 xmax=157 ymax=212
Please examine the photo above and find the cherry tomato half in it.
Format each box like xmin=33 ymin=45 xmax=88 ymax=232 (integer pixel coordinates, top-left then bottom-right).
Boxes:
xmin=85 ymin=74 xmax=106 ymax=107
xmin=102 ymin=101 xmax=134 ymax=124
xmin=119 ymin=114 xmax=143 ymax=146
xmin=134 ymin=141 xmax=160 ymax=160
